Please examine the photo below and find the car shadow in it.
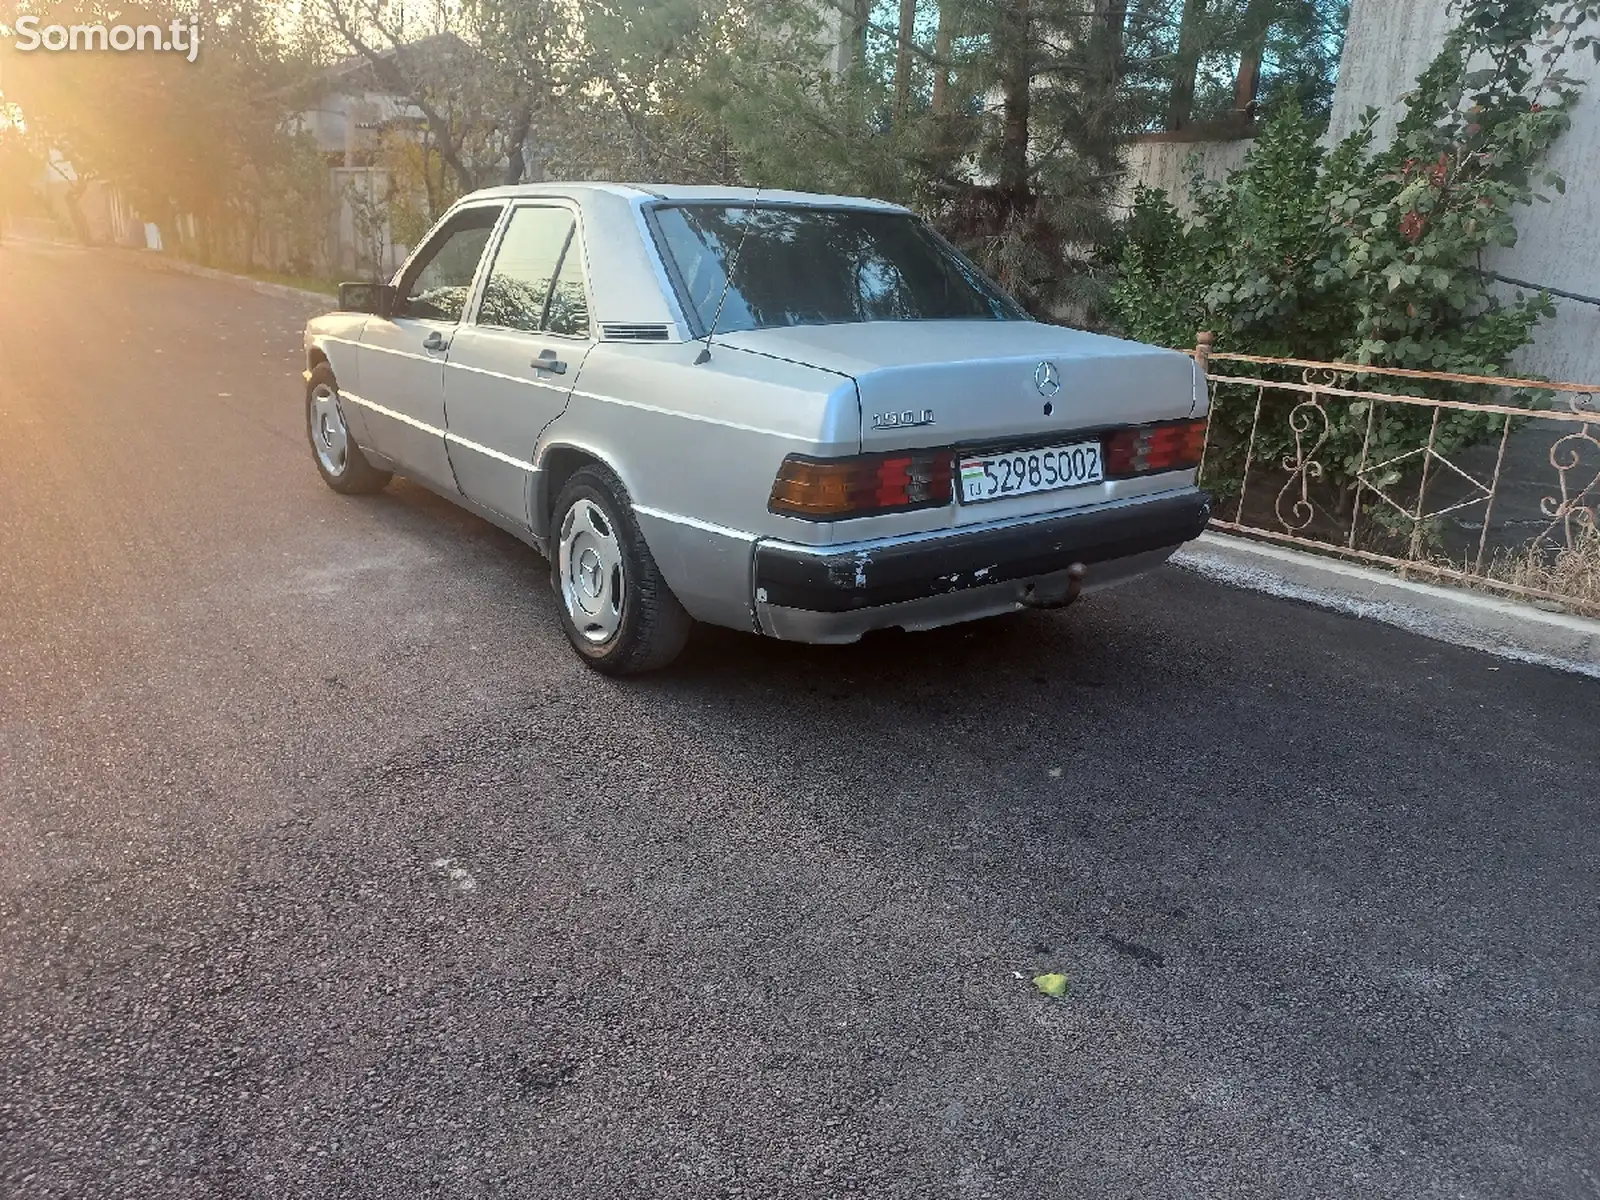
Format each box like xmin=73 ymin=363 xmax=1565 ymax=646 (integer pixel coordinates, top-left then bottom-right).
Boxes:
xmin=367 ymin=475 xmax=1129 ymax=694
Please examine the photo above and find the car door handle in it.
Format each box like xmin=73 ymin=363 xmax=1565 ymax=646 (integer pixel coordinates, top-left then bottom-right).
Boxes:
xmin=533 ymin=350 xmax=567 ymax=375
xmin=421 ymin=330 xmax=448 ymax=353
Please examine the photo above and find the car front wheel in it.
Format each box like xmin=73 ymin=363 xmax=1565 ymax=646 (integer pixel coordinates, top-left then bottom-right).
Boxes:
xmin=551 ymin=465 xmax=692 ymax=675
xmin=306 ymin=363 xmax=391 ymax=494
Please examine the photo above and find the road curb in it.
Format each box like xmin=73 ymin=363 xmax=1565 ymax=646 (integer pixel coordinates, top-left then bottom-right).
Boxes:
xmin=112 ymin=247 xmax=334 ymax=306
xmin=1172 ymin=531 xmax=1600 ymax=678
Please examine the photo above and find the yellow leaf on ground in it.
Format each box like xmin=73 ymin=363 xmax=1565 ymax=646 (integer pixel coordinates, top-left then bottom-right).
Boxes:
xmin=1033 ymin=972 xmax=1069 ymax=998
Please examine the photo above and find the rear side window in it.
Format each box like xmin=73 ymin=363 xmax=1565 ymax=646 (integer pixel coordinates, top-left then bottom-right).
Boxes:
xmin=652 ymin=204 xmax=1027 ymax=334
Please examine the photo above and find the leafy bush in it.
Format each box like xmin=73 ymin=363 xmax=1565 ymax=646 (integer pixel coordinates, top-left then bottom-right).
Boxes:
xmin=1108 ymin=0 xmax=1596 ymax=499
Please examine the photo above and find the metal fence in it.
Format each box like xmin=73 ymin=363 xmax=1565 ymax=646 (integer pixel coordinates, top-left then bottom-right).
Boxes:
xmin=1187 ymin=333 xmax=1600 ymax=616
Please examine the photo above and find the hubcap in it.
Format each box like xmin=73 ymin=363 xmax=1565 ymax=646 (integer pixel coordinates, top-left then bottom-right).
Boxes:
xmin=558 ymin=498 xmax=625 ymax=644
xmin=309 ymin=383 xmax=349 ymax=476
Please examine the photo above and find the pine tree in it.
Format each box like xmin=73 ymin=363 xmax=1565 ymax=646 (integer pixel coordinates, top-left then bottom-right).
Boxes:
xmin=710 ymin=0 xmax=1135 ymax=318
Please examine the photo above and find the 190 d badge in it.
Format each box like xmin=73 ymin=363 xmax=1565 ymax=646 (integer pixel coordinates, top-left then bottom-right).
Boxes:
xmin=871 ymin=409 xmax=935 ymax=429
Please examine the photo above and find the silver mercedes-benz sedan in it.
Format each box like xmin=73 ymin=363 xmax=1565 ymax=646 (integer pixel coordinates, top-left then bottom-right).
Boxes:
xmin=303 ymin=183 xmax=1212 ymax=674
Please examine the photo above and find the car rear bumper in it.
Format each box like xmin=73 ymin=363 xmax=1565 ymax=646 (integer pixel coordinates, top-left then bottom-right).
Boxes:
xmin=751 ymin=488 xmax=1211 ymax=643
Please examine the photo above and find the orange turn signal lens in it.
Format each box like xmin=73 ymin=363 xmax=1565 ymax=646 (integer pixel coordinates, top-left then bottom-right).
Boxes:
xmin=769 ymin=452 xmax=954 ymax=520
xmin=769 ymin=458 xmax=859 ymax=517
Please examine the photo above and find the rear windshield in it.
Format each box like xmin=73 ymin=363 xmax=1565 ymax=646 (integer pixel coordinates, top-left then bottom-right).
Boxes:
xmin=651 ymin=204 xmax=1029 ymax=334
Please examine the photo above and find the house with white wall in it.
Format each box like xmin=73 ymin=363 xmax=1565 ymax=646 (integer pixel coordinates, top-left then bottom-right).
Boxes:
xmin=275 ymin=39 xmax=458 ymax=278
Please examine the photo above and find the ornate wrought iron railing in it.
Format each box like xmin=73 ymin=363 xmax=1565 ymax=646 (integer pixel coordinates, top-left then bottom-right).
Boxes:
xmin=1186 ymin=332 xmax=1600 ymax=616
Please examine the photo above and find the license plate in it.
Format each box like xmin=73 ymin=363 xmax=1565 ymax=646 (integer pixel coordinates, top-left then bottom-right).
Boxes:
xmin=958 ymin=441 xmax=1103 ymax=504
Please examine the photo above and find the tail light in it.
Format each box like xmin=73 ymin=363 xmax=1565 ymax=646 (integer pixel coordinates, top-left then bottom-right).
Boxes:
xmin=769 ymin=451 xmax=953 ymax=519
xmin=1104 ymin=419 xmax=1208 ymax=477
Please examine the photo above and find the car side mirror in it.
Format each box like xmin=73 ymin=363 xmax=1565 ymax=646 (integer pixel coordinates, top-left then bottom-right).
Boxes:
xmin=338 ymin=282 xmax=397 ymax=316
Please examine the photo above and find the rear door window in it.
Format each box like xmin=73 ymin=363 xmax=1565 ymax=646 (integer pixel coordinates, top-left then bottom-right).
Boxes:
xmin=477 ymin=207 xmax=576 ymax=334
xmin=545 ymin=245 xmax=591 ymax=338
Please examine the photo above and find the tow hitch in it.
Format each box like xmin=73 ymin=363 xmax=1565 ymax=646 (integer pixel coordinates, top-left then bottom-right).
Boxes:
xmin=1019 ymin=563 xmax=1086 ymax=610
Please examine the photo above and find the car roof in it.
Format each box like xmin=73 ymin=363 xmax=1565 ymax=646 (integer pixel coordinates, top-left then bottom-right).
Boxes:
xmin=462 ymin=181 xmax=909 ymax=213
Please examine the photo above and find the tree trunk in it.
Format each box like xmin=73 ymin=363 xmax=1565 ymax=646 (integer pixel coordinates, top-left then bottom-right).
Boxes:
xmin=1093 ymin=0 xmax=1128 ymax=83
xmin=503 ymin=96 xmax=535 ymax=187
xmin=1231 ymin=0 xmax=1275 ymax=119
xmin=931 ymin=1 xmax=953 ymax=115
xmin=420 ymin=130 xmax=442 ymax=222
xmin=998 ymin=0 xmax=1032 ymax=196
xmin=893 ymin=0 xmax=918 ymax=120
xmin=63 ymin=180 xmax=92 ymax=245
xmin=1168 ymin=0 xmax=1209 ymax=131
xmin=834 ymin=0 xmax=873 ymax=80
xmin=1087 ymin=0 xmax=1128 ymax=138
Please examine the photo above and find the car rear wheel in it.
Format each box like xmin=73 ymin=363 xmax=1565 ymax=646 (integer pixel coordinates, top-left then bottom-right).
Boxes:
xmin=306 ymin=363 xmax=391 ymax=494
xmin=551 ymin=465 xmax=692 ymax=675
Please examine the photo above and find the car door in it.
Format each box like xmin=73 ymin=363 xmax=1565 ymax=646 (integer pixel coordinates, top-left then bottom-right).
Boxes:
xmin=354 ymin=203 xmax=504 ymax=494
xmin=442 ymin=203 xmax=594 ymax=527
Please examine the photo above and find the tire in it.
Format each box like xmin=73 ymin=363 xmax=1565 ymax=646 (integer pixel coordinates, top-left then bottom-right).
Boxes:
xmin=306 ymin=363 xmax=391 ymax=494
xmin=550 ymin=465 xmax=692 ymax=675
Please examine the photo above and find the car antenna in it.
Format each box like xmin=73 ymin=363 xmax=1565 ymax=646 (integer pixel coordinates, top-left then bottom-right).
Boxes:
xmin=694 ymin=186 xmax=762 ymax=365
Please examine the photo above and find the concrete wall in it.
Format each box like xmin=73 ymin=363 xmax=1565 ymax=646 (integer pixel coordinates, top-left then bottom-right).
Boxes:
xmin=1328 ymin=0 xmax=1600 ymax=386
xmin=1117 ymin=137 xmax=1256 ymax=217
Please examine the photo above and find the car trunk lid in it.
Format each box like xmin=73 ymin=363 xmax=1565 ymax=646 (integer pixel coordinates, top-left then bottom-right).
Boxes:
xmin=717 ymin=320 xmax=1200 ymax=452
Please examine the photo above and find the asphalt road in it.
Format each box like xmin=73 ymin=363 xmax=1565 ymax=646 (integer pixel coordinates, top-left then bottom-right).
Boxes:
xmin=2 ymin=239 xmax=1597 ymax=1200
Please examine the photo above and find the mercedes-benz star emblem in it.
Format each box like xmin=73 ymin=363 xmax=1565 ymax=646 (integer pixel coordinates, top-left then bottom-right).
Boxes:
xmin=1034 ymin=360 xmax=1061 ymax=397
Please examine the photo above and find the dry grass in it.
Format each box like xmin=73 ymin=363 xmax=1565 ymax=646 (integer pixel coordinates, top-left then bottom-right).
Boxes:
xmin=1485 ymin=523 xmax=1600 ymax=612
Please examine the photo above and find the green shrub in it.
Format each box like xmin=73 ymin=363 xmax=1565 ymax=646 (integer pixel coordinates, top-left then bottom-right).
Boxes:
xmin=1108 ymin=0 xmax=1596 ymax=501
